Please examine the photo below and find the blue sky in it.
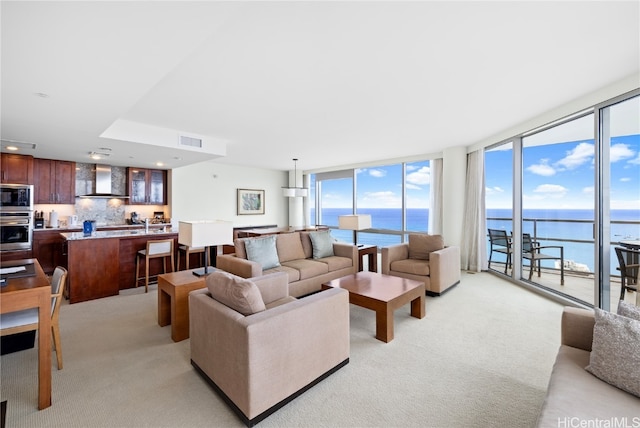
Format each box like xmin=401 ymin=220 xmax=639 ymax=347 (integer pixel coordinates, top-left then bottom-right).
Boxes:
xmin=312 ymin=160 xmax=431 ymax=209
xmin=486 ymin=134 xmax=640 ymax=210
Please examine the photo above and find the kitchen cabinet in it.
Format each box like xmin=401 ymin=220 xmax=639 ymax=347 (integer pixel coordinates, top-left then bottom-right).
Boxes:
xmin=32 ymin=229 xmax=74 ymax=275
xmin=127 ymin=168 xmax=166 ymax=205
xmin=34 ymin=158 xmax=76 ymax=204
xmin=0 ymin=154 xmax=34 ymax=184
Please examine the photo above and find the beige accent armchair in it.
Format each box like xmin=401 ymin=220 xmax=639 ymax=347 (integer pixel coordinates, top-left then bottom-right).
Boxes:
xmin=189 ymin=272 xmax=350 ymax=427
xmin=381 ymin=235 xmax=461 ymax=295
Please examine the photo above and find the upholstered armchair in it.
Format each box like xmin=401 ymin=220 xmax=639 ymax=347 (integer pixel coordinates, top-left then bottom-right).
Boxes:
xmin=189 ymin=271 xmax=350 ymax=427
xmin=381 ymin=234 xmax=461 ymax=295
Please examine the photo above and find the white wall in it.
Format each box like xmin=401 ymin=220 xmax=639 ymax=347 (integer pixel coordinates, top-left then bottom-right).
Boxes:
xmin=169 ymin=160 xmax=288 ymax=228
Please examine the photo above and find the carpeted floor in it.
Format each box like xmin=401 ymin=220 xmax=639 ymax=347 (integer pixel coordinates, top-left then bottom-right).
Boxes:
xmin=0 ymin=271 xmax=564 ymax=427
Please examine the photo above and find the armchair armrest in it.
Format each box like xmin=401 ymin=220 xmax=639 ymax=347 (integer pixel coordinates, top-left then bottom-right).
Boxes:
xmin=381 ymin=243 xmax=409 ymax=274
xmin=429 ymin=246 xmax=461 ymax=290
xmin=216 ymin=254 xmax=262 ymax=278
xmin=561 ymin=307 xmax=594 ymax=351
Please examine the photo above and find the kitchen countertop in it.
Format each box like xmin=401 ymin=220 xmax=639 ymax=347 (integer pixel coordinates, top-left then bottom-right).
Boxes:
xmin=61 ymin=227 xmax=175 ymax=241
xmin=34 ymin=223 xmax=173 ymax=232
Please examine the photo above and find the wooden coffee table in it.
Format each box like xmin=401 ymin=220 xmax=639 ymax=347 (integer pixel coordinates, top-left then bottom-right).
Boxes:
xmin=322 ymin=271 xmax=425 ymax=342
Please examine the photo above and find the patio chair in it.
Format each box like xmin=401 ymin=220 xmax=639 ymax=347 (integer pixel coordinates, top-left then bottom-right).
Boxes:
xmin=522 ymin=233 xmax=564 ymax=285
xmin=614 ymin=246 xmax=639 ymax=301
xmin=488 ymin=229 xmax=512 ymax=274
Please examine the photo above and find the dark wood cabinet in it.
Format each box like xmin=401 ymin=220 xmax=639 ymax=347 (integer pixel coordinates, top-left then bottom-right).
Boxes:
xmin=127 ymin=168 xmax=166 ymax=205
xmin=0 ymin=249 xmax=33 ymax=261
xmin=0 ymin=154 xmax=34 ymax=184
xmin=34 ymin=158 xmax=76 ymax=204
xmin=32 ymin=229 xmax=75 ymax=275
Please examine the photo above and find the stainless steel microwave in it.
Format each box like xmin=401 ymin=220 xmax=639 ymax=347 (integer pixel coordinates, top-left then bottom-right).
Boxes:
xmin=0 ymin=184 xmax=33 ymax=211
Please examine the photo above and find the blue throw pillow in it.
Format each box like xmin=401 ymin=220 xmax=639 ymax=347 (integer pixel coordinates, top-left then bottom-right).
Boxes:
xmin=309 ymin=231 xmax=334 ymax=259
xmin=244 ymin=235 xmax=280 ymax=270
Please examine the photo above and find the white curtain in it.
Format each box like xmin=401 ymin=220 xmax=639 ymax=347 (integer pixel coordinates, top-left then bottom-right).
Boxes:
xmin=428 ymin=158 xmax=443 ymax=234
xmin=461 ymin=150 xmax=487 ymax=272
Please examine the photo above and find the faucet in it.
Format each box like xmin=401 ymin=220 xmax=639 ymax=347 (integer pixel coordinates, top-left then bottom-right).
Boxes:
xmin=145 ymin=218 xmax=150 ymax=233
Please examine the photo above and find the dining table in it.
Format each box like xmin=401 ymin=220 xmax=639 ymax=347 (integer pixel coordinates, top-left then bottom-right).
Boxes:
xmin=0 ymin=258 xmax=52 ymax=410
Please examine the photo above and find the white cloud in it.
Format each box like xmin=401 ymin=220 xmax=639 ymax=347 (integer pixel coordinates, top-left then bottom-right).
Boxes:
xmin=526 ymin=159 xmax=556 ymax=176
xmin=406 ymin=166 xmax=430 ymax=186
xmin=583 ymin=186 xmax=594 ymax=194
xmin=620 ymin=177 xmax=631 ymax=182
xmin=485 ymin=186 xmax=504 ymax=195
xmin=368 ymin=169 xmax=386 ymax=178
xmin=628 ymin=153 xmax=640 ymax=165
xmin=610 ymin=143 xmax=635 ymax=163
xmin=555 ymin=142 xmax=594 ymax=170
xmin=533 ymin=184 xmax=568 ymax=198
xmin=361 ymin=191 xmax=401 ymax=208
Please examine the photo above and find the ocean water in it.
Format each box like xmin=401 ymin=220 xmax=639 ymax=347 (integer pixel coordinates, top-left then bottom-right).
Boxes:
xmin=313 ymin=208 xmax=640 ymax=273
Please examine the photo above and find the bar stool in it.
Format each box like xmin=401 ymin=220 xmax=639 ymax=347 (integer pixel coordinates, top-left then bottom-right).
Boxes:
xmin=135 ymin=239 xmax=174 ymax=292
xmin=177 ymin=245 xmax=205 ymax=271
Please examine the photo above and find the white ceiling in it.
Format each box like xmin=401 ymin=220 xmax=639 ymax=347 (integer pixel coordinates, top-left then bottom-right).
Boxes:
xmin=1 ymin=1 xmax=639 ymax=173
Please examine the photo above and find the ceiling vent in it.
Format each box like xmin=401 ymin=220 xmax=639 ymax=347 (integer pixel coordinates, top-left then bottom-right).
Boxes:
xmin=179 ymin=135 xmax=203 ymax=148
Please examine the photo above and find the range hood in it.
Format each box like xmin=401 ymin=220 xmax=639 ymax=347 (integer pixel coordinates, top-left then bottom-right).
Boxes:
xmin=79 ymin=164 xmax=129 ymax=198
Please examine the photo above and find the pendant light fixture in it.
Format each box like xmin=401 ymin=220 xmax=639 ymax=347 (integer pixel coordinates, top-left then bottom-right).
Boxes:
xmin=282 ymin=158 xmax=308 ymax=197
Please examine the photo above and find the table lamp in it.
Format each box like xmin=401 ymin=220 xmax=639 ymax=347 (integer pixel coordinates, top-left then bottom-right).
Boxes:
xmin=338 ymin=214 xmax=372 ymax=246
xmin=178 ymin=220 xmax=233 ymax=277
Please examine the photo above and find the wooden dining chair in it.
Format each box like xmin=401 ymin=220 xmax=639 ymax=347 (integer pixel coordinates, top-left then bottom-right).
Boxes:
xmin=0 ymin=266 xmax=67 ymax=370
xmin=135 ymin=239 xmax=174 ymax=292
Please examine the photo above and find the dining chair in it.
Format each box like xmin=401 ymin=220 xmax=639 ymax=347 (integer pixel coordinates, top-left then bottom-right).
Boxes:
xmin=135 ymin=239 xmax=175 ymax=292
xmin=487 ymin=229 xmax=512 ymax=274
xmin=614 ymin=246 xmax=639 ymax=302
xmin=0 ymin=266 xmax=67 ymax=370
xmin=176 ymin=245 xmax=205 ymax=271
xmin=522 ymin=233 xmax=565 ymax=285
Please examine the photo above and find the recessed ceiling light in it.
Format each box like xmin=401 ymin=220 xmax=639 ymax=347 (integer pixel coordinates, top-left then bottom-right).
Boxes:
xmin=156 ymin=162 xmax=164 ymax=167
xmin=5 ymin=145 xmax=18 ymax=151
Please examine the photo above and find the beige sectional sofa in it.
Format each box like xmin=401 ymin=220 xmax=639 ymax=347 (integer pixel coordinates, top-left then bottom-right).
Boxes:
xmin=216 ymin=231 xmax=358 ymax=297
xmin=190 ymin=271 xmax=350 ymax=427
xmin=536 ymin=306 xmax=640 ymax=427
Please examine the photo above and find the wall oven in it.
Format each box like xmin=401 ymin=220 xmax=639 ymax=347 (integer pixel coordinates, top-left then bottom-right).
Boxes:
xmin=0 ymin=184 xmax=34 ymax=251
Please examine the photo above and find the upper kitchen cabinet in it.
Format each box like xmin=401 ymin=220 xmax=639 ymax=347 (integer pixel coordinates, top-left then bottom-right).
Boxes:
xmin=127 ymin=168 xmax=166 ymax=205
xmin=1 ymin=153 xmax=34 ymax=184
xmin=34 ymin=158 xmax=76 ymax=204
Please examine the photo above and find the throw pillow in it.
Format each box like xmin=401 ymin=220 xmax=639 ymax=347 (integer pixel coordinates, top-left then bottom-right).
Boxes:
xmin=408 ymin=234 xmax=444 ymax=260
xmin=206 ymin=271 xmax=266 ymax=316
xmin=617 ymin=300 xmax=640 ymax=322
xmin=309 ymin=230 xmax=334 ymax=259
xmin=585 ymin=308 xmax=640 ymax=398
xmin=244 ymin=235 xmax=280 ymax=270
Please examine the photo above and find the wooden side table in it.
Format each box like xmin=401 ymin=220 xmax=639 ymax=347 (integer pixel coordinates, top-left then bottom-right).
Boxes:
xmin=157 ymin=269 xmax=207 ymax=342
xmin=358 ymin=245 xmax=378 ymax=272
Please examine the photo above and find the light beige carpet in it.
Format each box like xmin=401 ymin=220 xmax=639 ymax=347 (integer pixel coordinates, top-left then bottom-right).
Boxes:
xmin=1 ymin=272 xmax=564 ymax=427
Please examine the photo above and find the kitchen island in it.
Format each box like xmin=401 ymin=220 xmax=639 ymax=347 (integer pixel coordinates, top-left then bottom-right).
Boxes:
xmin=61 ymin=227 xmax=178 ymax=303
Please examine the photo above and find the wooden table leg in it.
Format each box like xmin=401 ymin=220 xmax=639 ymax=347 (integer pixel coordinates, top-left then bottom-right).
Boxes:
xmin=375 ymin=306 xmax=393 ymax=343
xmin=37 ymin=290 xmax=52 ymax=410
xmin=410 ymin=294 xmax=425 ymax=319
xmin=171 ymin=288 xmax=190 ymax=342
xmin=157 ymin=284 xmax=171 ymax=327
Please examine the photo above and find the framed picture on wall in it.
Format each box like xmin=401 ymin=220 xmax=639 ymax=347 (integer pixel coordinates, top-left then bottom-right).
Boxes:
xmin=237 ymin=189 xmax=265 ymax=215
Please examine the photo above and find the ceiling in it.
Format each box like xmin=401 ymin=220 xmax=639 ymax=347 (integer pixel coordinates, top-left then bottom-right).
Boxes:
xmin=1 ymin=1 xmax=639 ymax=173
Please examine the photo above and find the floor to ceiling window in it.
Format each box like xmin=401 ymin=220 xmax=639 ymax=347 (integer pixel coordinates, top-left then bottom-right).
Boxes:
xmin=484 ymin=90 xmax=640 ymax=310
xmin=310 ymin=160 xmax=432 ymax=247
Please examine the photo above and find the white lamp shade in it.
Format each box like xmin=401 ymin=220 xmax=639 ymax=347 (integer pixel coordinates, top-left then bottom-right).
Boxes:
xmin=282 ymin=187 xmax=308 ymax=197
xmin=178 ymin=220 xmax=234 ymax=248
xmin=338 ymin=214 xmax=372 ymax=230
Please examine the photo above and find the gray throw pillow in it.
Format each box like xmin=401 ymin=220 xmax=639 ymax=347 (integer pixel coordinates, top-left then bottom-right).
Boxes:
xmin=244 ymin=235 xmax=280 ymax=270
xmin=617 ymin=300 xmax=640 ymax=322
xmin=309 ymin=230 xmax=334 ymax=259
xmin=585 ymin=308 xmax=640 ymax=398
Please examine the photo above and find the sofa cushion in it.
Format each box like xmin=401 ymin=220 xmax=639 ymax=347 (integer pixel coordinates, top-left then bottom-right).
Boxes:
xmin=234 ymin=238 xmax=248 ymax=259
xmin=281 ymin=259 xmax=329 ymax=280
xmin=309 ymin=230 xmax=334 ymax=259
xmin=264 ymin=265 xmax=301 ymax=283
xmin=391 ymin=258 xmax=430 ymax=276
xmin=245 ymin=235 xmax=280 ymax=270
xmin=408 ymin=234 xmax=444 ymax=260
xmin=586 ymin=308 xmax=640 ymax=398
xmin=316 ymin=255 xmax=353 ymax=272
xmin=276 ymin=232 xmax=306 ymax=262
xmin=618 ymin=300 xmax=640 ymax=321
xmin=300 ymin=232 xmax=314 ymax=259
xmin=206 ymin=271 xmax=266 ymax=316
